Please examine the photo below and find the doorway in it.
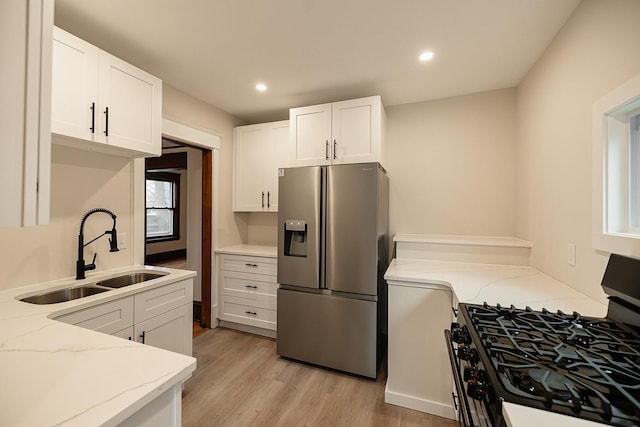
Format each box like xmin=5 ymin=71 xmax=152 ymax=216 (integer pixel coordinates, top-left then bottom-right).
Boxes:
xmin=144 ymin=137 xmax=213 ymax=333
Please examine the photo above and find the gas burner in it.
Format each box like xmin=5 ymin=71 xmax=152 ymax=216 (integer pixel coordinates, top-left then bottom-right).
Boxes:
xmin=527 ymin=368 xmax=574 ymax=403
xmin=461 ymin=302 xmax=640 ymax=426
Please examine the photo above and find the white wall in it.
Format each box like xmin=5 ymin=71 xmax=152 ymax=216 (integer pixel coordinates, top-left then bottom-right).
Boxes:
xmin=0 ymin=144 xmax=133 ymax=290
xmin=516 ymin=0 xmax=640 ymax=303
xmin=386 ymin=88 xmax=517 ymax=239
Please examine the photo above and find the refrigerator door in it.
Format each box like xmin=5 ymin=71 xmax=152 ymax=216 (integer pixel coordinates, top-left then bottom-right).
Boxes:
xmin=277 ymin=166 xmax=322 ymax=289
xmin=326 ymin=163 xmax=379 ymax=296
xmin=277 ymin=288 xmax=378 ymax=378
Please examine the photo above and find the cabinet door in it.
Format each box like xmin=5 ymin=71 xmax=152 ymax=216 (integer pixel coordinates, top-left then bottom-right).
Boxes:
xmin=289 ymin=103 xmax=332 ymax=167
xmin=113 ymin=326 xmax=134 ymax=341
xmin=51 ymin=26 xmax=99 ymax=142
xmin=99 ymin=51 xmax=162 ymax=156
xmin=234 ymin=124 xmax=269 ymax=211
xmin=265 ymin=120 xmax=289 ymax=211
xmin=331 ymin=96 xmax=382 ymax=165
xmin=0 ymin=0 xmax=52 ymax=227
xmin=135 ymin=305 xmax=192 ymax=356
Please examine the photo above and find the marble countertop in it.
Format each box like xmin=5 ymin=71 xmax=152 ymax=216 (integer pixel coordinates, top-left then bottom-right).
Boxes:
xmin=215 ymin=244 xmax=277 ymax=258
xmin=384 ymin=258 xmax=609 ymax=426
xmin=385 ymin=258 xmax=607 ymax=316
xmin=0 ymin=265 xmax=197 ymax=427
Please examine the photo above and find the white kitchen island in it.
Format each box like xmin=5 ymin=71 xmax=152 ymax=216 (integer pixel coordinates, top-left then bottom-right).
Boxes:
xmin=384 ymin=234 xmax=607 ymax=426
xmin=0 ymin=265 xmax=197 ymax=427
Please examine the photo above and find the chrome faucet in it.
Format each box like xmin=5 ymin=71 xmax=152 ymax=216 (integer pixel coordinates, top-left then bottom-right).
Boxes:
xmin=76 ymin=208 xmax=119 ymax=280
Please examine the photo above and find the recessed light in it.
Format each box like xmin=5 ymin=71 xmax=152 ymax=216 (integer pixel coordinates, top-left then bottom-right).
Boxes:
xmin=419 ymin=51 xmax=434 ymax=62
xmin=256 ymin=83 xmax=267 ymax=92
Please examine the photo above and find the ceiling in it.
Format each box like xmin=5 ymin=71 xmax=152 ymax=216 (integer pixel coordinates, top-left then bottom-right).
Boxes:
xmin=54 ymin=0 xmax=581 ymax=124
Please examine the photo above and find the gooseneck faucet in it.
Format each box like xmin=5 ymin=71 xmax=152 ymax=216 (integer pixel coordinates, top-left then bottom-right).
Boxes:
xmin=76 ymin=208 xmax=119 ymax=280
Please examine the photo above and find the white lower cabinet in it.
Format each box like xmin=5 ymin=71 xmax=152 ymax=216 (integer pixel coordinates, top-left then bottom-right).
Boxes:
xmin=135 ymin=305 xmax=191 ymax=356
xmin=54 ymin=279 xmax=193 ymax=356
xmin=217 ymin=253 xmax=277 ymax=332
xmin=113 ymin=326 xmax=134 ymax=341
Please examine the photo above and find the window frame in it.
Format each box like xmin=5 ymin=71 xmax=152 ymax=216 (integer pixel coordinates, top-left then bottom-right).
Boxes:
xmin=592 ymin=73 xmax=640 ymax=256
xmin=145 ymin=171 xmax=180 ymax=243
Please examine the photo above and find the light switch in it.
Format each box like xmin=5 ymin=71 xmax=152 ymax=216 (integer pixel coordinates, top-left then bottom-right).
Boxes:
xmin=568 ymin=243 xmax=576 ymax=266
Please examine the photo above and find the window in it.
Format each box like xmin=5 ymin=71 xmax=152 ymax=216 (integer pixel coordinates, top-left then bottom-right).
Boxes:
xmin=146 ymin=172 xmax=180 ymax=241
xmin=593 ymin=73 xmax=640 ymax=255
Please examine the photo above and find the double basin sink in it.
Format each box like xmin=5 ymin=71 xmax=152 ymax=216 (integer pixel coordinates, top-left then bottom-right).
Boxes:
xmin=20 ymin=272 xmax=167 ymax=305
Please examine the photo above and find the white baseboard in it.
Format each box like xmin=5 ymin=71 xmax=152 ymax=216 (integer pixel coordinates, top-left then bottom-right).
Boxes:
xmin=384 ymin=385 xmax=456 ymax=420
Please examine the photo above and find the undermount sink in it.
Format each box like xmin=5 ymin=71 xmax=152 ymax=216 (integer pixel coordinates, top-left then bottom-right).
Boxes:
xmin=95 ymin=272 xmax=167 ymax=289
xmin=20 ymin=285 xmax=110 ymax=305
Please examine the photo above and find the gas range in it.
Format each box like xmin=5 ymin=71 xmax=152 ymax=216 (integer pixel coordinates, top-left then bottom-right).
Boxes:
xmin=446 ymin=254 xmax=640 ymax=426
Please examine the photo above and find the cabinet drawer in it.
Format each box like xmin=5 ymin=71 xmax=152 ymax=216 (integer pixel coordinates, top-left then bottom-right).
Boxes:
xmin=219 ymin=270 xmax=277 ymax=302
xmin=219 ymin=295 xmax=276 ymax=331
xmin=55 ymin=296 xmax=134 ymax=335
xmin=135 ymin=279 xmax=193 ymax=323
xmin=218 ymin=254 xmax=276 ymax=275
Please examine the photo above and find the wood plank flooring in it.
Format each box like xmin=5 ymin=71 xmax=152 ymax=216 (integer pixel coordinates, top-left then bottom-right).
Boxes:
xmin=182 ymin=327 xmax=458 ymax=427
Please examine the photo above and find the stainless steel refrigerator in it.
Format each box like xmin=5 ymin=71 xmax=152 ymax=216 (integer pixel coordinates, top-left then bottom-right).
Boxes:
xmin=276 ymin=162 xmax=389 ymax=379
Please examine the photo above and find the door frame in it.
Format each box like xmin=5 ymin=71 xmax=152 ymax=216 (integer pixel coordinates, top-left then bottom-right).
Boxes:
xmin=132 ymin=118 xmax=220 ymax=328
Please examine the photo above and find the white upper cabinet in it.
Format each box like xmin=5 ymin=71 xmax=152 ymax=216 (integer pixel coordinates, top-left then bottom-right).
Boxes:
xmin=289 ymin=95 xmax=386 ymax=167
xmin=0 ymin=0 xmax=53 ymax=228
xmin=51 ymin=26 xmax=162 ymax=157
xmin=234 ymin=120 xmax=289 ymax=212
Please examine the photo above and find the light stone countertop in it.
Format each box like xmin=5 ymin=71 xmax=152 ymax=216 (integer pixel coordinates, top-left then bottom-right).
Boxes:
xmin=384 ymin=258 xmax=609 ymax=426
xmin=385 ymin=258 xmax=607 ymax=316
xmin=0 ymin=265 xmax=197 ymax=427
xmin=215 ymin=244 xmax=277 ymax=258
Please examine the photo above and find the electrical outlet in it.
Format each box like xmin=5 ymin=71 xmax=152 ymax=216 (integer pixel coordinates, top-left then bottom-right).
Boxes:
xmin=117 ymin=233 xmax=127 ymax=250
xmin=568 ymin=243 xmax=576 ymax=266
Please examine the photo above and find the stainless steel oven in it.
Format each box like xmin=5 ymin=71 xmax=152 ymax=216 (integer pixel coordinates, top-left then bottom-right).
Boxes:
xmin=445 ymin=253 xmax=640 ymax=426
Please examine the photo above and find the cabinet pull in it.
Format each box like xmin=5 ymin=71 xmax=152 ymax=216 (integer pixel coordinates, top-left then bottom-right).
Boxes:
xmin=333 ymin=139 xmax=337 ymax=159
xmin=140 ymin=330 xmax=146 ymax=344
xmin=245 ymin=310 xmax=257 ymax=316
xmin=261 ymin=191 xmax=265 ymax=208
xmin=245 ymin=263 xmax=258 ymax=267
xmin=90 ymin=102 xmax=95 ymax=133
xmin=245 ymin=284 xmax=258 ymax=289
xmin=267 ymin=191 xmax=270 ymax=208
xmin=325 ymin=140 xmax=329 ymax=160
xmin=451 ymin=392 xmax=459 ymax=411
xmin=104 ymin=107 xmax=109 ymax=136
xmin=452 ymin=307 xmax=459 ymax=318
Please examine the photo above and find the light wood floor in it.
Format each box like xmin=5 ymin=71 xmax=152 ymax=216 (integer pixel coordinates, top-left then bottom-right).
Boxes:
xmin=182 ymin=327 xmax=458 ymax=427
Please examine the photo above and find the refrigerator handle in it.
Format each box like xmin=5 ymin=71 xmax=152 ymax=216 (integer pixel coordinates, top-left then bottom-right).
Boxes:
xmin=325 ymin=140 xmax=329 ymax=160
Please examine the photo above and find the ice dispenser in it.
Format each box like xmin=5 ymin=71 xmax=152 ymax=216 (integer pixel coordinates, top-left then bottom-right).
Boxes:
xmin=284 ymin=220 xmax=307 ymax=257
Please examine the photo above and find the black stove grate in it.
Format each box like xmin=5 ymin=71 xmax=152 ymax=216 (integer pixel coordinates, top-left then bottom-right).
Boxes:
xmin=463 ymin=303 xmax=640 ymax=426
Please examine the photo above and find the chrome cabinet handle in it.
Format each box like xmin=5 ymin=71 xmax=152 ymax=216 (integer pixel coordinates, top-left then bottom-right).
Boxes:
xmin=325 ymin=140 xmax=329 ymax=160
xmin=245 ymin=310 xmax=257 ymax=316
xmin=245 ymin=284 xmax=258 ymax=289
xmin=261 ymin=192 xmax=265 ymax=208
xmin=333 ymin=139 xmax=337 ymax=159
xmin=245 ymin=263 xmax=258 ymax=267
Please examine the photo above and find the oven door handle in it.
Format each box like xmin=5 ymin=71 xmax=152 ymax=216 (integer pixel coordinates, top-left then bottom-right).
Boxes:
xmin=445 ymin=329 xmax=475 ymax=427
